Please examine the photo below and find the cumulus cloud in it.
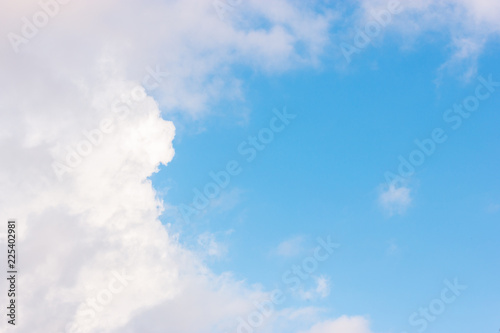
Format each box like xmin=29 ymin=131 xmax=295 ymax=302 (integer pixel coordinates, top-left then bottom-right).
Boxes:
xmin=7 ymin=0 xmax=488 ymax=331
xmin=0 ymin=0 xmax=337 ymax=332
xmin=0 ymin=0 xmax=333 ymax=119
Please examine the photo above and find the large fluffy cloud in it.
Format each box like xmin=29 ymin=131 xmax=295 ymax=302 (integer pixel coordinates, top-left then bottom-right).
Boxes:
xmin=0 ymin=0 xmax=337 ymax=332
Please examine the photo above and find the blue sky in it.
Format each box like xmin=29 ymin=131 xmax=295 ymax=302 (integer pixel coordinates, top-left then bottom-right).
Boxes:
xmin=2 ymin=0 xmax=500 ymax=332
xmin=152 ymin=11 xmax=500 ymax=333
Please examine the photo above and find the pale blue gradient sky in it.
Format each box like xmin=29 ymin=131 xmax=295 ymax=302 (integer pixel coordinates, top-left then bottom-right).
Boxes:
xmin=153 ymin=11 xmax=500 ymax=333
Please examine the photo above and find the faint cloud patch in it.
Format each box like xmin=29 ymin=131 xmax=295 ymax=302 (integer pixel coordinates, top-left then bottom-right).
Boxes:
xmin=274 ymin=235 xmax=306 ymax=257
xmin=197 ymin=231 xmax=229 ymax=259
xmin=298 ymin=315 xmax=372 ymax=333
xmin=211 ymin=187 xmax=244 ymax=213
xmin=378 ymin=184 xmax=412 ymax=216
xmin=386 ymin=239 xmax=401 ymax=257
xmin=487 ymin=203 xmax=500 ymax=214
xmin=296 ymin=275 xmax=331 ymax=301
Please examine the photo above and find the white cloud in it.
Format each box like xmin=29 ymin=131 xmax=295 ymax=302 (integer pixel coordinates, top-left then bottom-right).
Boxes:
xmin=354 ymin=0 xmax=500 ymax=76
xmin=359 ymin=0 xmax=500 ymax=35
xmin=378 ymin=184 xmax=412 ymax=216
xmin=0 ymin=1 xmax=336 ymax=332
xmin=0 ymin=0 xmax=333 ymax=119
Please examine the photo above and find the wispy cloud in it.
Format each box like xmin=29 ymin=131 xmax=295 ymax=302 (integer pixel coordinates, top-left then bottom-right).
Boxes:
xmin=295 ymin=275 xmax=332 ymax=300
xmin=197 ymin=232 xmax=229 ymax=259
xmin=354 ymin=0 xmax=500 ymax=77
xmin=299 ymin=315 xmax=373 ymax=333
